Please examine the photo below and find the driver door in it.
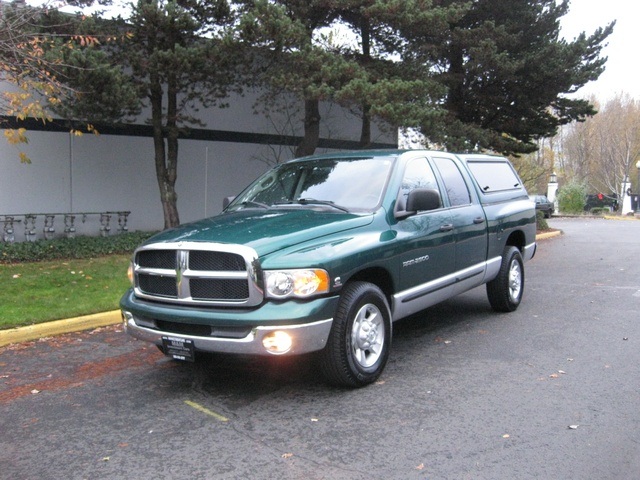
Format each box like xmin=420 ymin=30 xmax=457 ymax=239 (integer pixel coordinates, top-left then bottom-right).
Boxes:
xmin=393 ymin=157 xmax=456 ymax=292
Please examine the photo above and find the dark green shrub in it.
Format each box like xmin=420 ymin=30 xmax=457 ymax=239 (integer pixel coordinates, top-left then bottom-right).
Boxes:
xmin=590 ymin=207 xmax=606 ymax=215
xmin=535 ymin=210 xmax=549 ymax=231
xmin=0 ymin=231 xmax=155 ymax=263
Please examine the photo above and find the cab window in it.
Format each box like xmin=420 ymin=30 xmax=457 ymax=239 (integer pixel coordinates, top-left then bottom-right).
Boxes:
xmin=433 ymin=157 xmax=471 ymax=207
xmin=397 ymin=158 xmax=441 ymax=211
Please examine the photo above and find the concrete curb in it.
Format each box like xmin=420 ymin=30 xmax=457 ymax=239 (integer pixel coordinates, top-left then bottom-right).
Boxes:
xmin=0 ymin=231 xmax=563 ymax=348
xmin=0 ymin=310 xmax=121 ymax=348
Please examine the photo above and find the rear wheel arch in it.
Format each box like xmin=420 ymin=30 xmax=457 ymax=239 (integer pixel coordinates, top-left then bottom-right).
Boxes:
xmin=505 ymin=230 xmax=526 ymax=253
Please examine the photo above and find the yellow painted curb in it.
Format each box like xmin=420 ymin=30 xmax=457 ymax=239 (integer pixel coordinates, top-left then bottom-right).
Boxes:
xmin=0 ymin=310 xmax=121 ymax=348
xmin=604 ymin=215 xmax=639 ymax=221
xmin=536 ymin=230 xmax=562 ymax=240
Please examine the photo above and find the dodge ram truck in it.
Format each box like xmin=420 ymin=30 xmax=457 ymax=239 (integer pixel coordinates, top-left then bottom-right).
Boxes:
xmin=121 ymin=150 xmax=536 ymax=387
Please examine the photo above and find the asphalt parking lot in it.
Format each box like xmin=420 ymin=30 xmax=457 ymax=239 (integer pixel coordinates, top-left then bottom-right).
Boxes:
xmin=1 ymin=217 xmax=639 ymax=480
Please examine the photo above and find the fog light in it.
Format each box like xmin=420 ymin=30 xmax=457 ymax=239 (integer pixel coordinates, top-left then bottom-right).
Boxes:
xmin=262 ymin=331 xmax=292 ymax=354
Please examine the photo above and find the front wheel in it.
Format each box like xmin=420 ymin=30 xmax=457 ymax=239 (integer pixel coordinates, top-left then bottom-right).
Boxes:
xmin=486 ymin=246 xmax=524 ymax=312
xmin=320 ymin=282 xmax=392 ymax=388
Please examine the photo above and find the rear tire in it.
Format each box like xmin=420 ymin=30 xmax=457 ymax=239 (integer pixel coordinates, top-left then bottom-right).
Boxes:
xmin=320 ymin=281 xmax=392 ymax=387
xmin=487 ymin=246 xmax=524 ymax=312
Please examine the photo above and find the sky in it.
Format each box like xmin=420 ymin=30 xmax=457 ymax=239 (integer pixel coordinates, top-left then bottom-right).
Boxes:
xmin=560 ymin=0 xmax=640 ymax=100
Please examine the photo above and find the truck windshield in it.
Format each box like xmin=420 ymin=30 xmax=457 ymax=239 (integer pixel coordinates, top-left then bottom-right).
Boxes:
xmin=227 ymin=157 xmax=395 ymax=212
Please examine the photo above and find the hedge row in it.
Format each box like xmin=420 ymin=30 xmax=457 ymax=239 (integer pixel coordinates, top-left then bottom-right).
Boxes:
xmin=0 ymin=231 xmax=156 ymax=263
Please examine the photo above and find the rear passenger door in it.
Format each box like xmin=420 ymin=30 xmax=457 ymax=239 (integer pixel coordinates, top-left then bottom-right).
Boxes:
xmin=431 ymin=156 xmax=488 ymax=272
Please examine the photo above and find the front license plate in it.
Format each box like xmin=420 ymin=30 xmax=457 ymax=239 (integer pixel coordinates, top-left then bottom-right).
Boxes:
xmin=161 ymin=336 xmax=195 ymax=362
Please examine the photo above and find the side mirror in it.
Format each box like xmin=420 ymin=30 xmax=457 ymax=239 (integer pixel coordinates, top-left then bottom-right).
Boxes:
xmin=395 ymin=188 xmax=441 ymax=220
xmin=223 ymin=196 xmax=236 ymax=209
xmin=405 ymin=188 xmax=441 ymax=213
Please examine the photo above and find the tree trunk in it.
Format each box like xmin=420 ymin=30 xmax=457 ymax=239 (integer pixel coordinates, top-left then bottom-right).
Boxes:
xmin=158 ymin=163 xmax=180 ymax=229
xmin=152 ymin=134 xmax=180 ymax=230
xmin=164 ymin=73 xmax=180 ymax=229
xmin=295 ymin=98 xmax=321 ymax=157
xmin=150 ymin=73 xmax=180 ymax=230
xmin=446 ymin=40 xmax=465 ymax=120
xmin=359 ymin=17 xmax=371 ymax=148
xmin=360 ymin=103 xmax=371 ymax=147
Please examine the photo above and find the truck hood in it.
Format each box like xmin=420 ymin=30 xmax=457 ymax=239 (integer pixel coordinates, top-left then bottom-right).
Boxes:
xmin=144 ymin=208 xmax=374 ymax=256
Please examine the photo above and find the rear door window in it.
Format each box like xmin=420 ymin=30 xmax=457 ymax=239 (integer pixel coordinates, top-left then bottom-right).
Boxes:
xmin=432 ymin=157 xmax=471 ymax=207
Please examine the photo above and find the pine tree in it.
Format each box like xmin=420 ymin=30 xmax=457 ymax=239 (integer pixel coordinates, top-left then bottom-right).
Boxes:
xmin=429 ymin=0 xmax=614 ymax=154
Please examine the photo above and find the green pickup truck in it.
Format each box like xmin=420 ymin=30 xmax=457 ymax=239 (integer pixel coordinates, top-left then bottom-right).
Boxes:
xmin=121 ymin=150 xmax=536 ymax=387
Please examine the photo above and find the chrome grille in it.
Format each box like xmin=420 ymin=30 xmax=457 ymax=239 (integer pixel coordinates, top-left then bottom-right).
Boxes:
xmin=132 ymin=242 xmax=263 ymax=307
xmin=139 ymin=274 xmax=177 ymax=298
xmin=189 ymin=250 xmax=245 ymax=271
xmin=137 ymin=249 xmax=176 ymax=269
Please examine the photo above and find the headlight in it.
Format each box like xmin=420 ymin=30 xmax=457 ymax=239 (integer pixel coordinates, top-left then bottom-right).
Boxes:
xmin=264 ymin=269 xmax=330 ymax=299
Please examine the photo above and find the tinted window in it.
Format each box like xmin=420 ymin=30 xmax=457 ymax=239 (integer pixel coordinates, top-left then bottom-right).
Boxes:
xmin=433 ymin=157 xmax=471 ymax=206
xmin=398 ymin=158 xmax=441 ymax=210
xmin=228 ymin=157 xmax=394 ymax=211
xmin=466 ymin=160 xmax=522 ymax=192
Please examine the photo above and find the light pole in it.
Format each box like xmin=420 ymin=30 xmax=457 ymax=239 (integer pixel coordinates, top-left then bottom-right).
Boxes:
xmin=636 ymin=160 xmax=640 ymax=212
xmin=547 ymin=172 xmax=558 ymax=214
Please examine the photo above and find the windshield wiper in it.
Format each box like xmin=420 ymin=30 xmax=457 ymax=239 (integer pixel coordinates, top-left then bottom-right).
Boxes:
xmin=297 ymin=198 xmax=350 ymax=212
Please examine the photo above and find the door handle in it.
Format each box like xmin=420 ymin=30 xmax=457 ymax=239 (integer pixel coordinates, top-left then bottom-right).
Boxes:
xmin=473 ymin=217 xmax=485 ymax=224
xmin=440 ymin=224 xmax=454 ymax=232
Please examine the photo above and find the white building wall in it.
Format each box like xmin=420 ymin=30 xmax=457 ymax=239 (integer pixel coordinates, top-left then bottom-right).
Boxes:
xmin=1 ymin=91 xmax=397 ymax=240
xmin=3 ymin=132 xmax=71 ymax=213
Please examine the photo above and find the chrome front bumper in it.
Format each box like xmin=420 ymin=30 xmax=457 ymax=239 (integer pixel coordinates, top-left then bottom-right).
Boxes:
xmin=122 ymin=310 xmax=333 ymax=356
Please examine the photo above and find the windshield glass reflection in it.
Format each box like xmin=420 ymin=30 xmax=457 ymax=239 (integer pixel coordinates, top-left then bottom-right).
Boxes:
xmin=227 ymin=157 xmax=395 ymax=212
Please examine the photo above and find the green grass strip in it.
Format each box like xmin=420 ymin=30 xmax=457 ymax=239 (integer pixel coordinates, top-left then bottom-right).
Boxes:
xmin=0 ymin=255 xmax=131 ymax=329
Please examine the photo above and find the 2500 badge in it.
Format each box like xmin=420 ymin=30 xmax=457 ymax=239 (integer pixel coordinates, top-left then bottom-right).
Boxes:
xmin=403 ymin=254 xmax=430 ymax=268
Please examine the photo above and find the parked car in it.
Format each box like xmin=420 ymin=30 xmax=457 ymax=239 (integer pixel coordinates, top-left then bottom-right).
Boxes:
xmin=530 ymin=194 xmax=553 ymax=218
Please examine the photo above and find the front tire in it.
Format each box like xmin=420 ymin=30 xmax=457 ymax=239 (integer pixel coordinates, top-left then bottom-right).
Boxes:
xmin=486 ymin=246 xmax=524 ymax=312
xmin=320 ymin=282 xmax=392 ymax=388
